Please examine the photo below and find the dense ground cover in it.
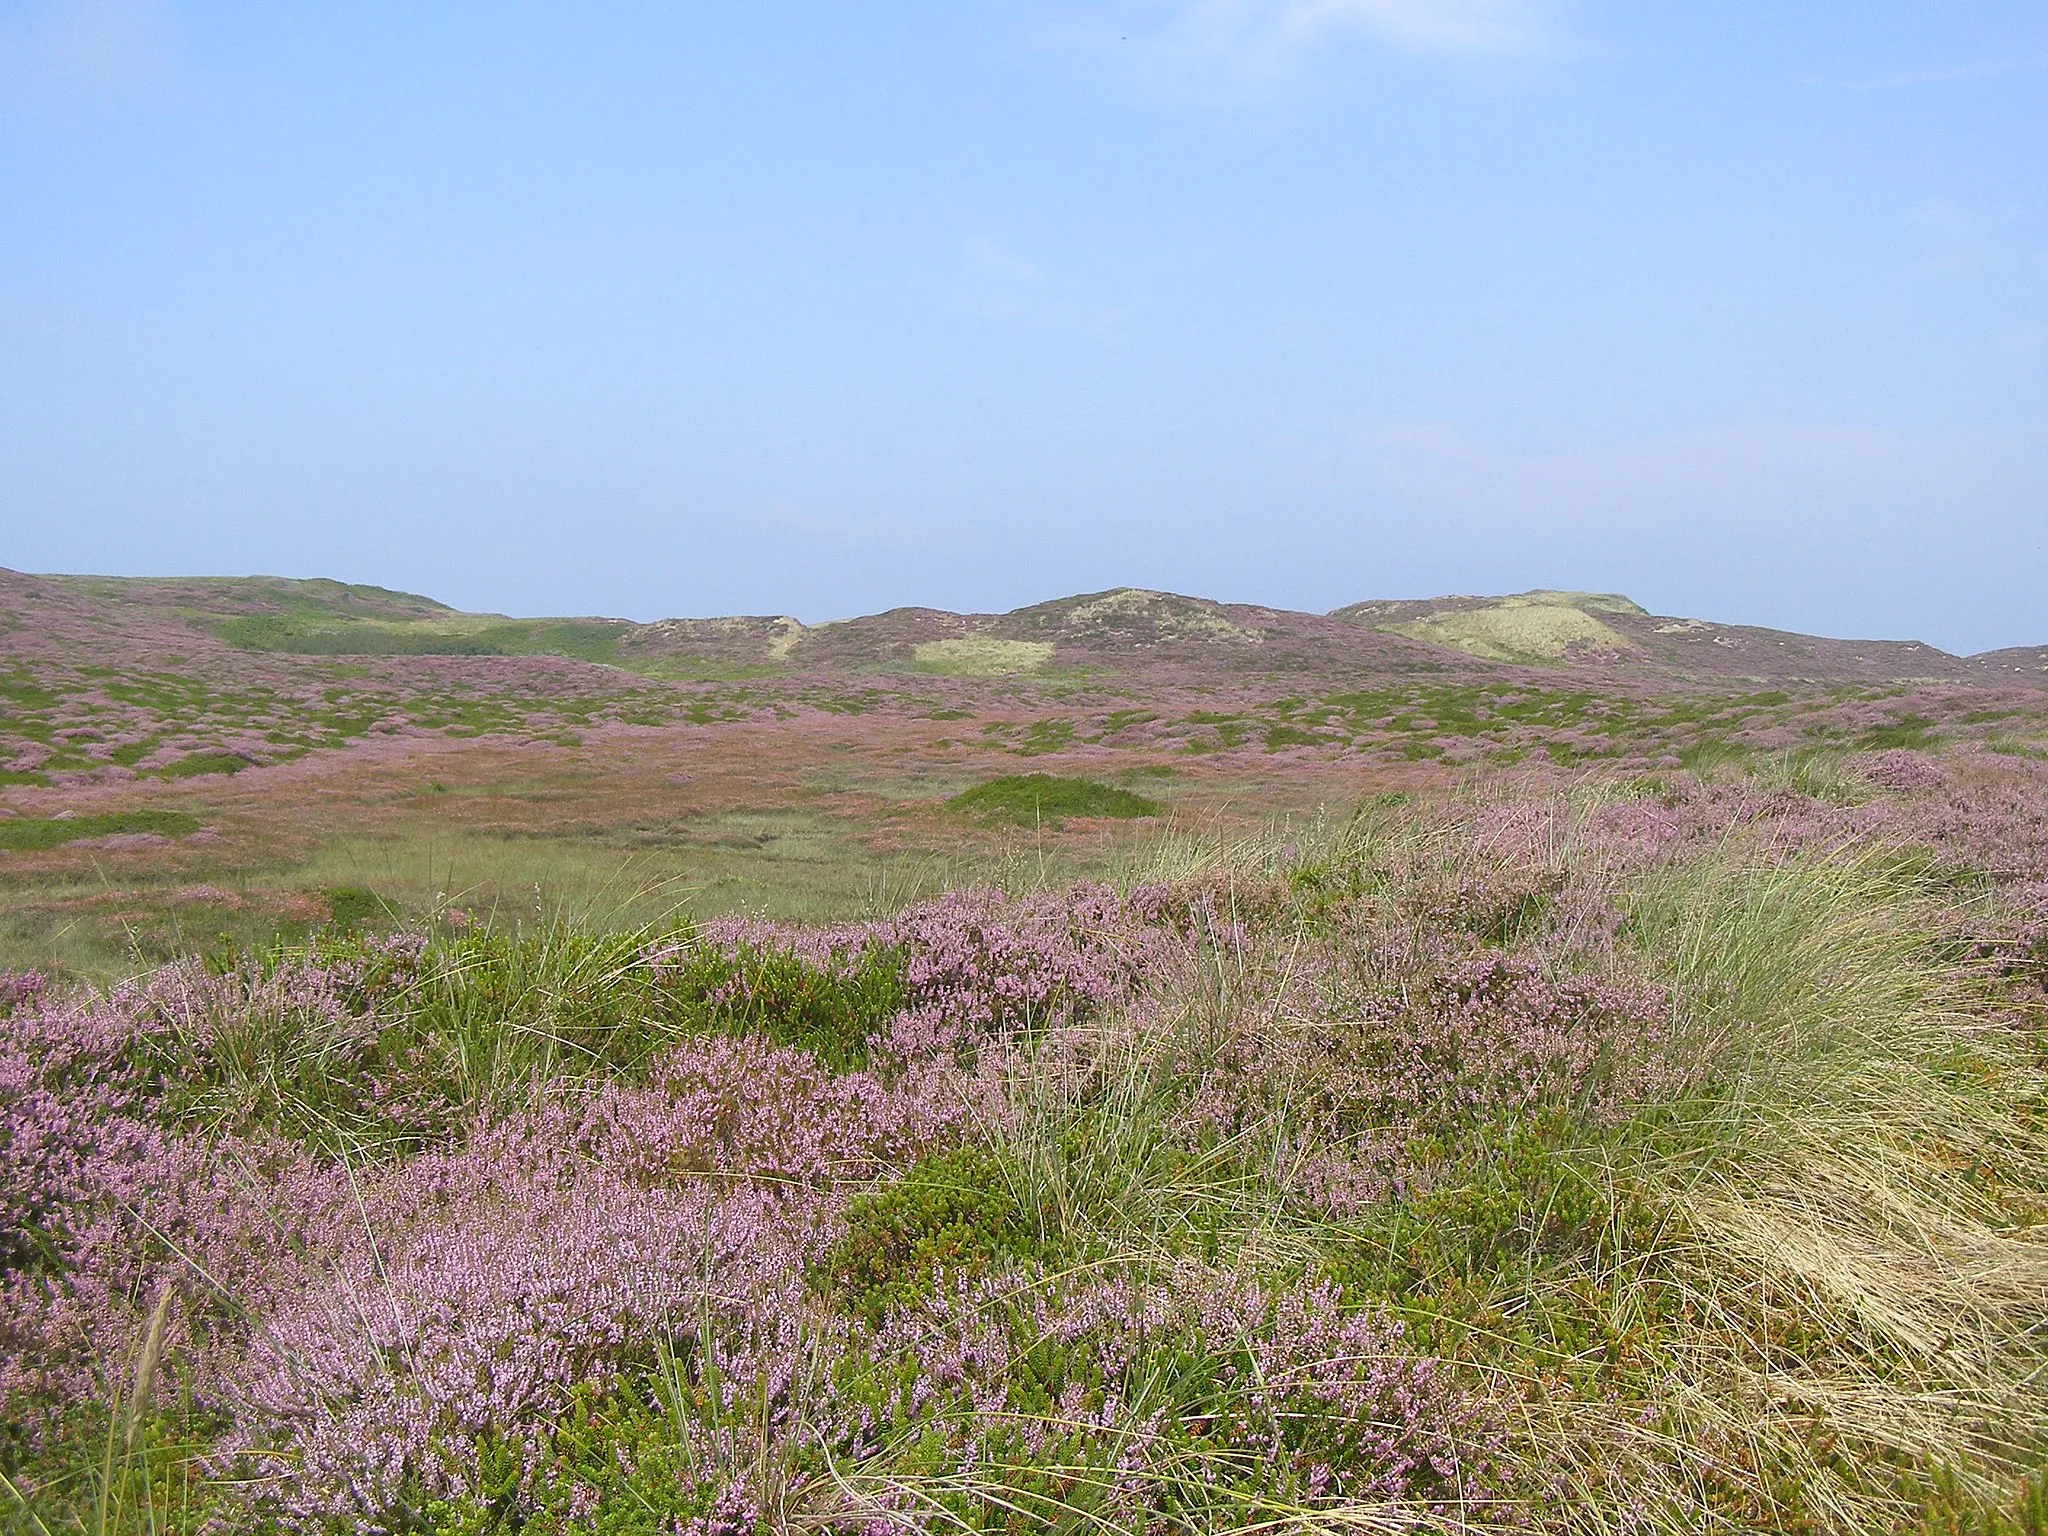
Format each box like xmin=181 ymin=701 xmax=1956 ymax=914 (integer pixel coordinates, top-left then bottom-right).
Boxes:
xmin=4 ymin=749 xmax=2046 ymax=1533
xmin=9 ymin=567 xmax=2048 ymax=979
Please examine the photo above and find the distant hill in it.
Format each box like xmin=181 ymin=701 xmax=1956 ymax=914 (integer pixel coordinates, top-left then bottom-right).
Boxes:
xmin=5 ymin=567 xmax=2044 ymax=796
xmin=1330 ymin=588 xmax=2005 ymax=686
xmin=7 ymin=570 xmax=2039 ymax=690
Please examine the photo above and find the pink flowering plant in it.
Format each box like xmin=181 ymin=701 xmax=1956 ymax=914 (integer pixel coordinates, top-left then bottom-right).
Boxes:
xmin=5 ymin=758 xmax=2048 ymax=1531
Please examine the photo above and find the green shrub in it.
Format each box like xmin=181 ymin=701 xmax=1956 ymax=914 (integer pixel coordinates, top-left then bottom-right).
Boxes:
xmin=1906 ymin=1467 xmax=2048 ymax=1536
xmin=423 ymin=1388 xmax=724 ymax=1536
xmin=322 ymin=885 xmax=389 ymax=930
xmin=665 ymin=938 xmax=906 ymax=1070
xmin=947 ymin=773 xmax=1161 ymax=827
xmin=821 ymin=1148 xmax=1039 ymax=1323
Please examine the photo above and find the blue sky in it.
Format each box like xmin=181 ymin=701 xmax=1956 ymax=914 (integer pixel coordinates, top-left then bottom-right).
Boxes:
xmin=1 ymin=2 xmax=2044 ymax=650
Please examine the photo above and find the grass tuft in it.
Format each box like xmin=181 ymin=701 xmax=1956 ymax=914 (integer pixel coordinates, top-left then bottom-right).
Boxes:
xmin=948 ymin=774 xmax=1163 ymax=827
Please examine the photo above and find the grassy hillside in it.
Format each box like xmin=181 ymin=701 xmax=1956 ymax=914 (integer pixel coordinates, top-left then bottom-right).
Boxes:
xmin=25 ymin=572 xmax=2039 ymax=686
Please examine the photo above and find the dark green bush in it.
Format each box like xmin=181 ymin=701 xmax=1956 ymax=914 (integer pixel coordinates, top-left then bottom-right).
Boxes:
xmin=658 ymin=939 xmax=906 ymax=1070
xmin=821 ymin=1148 xmax=1038 ymax=1323
xmin=322 ymin=886 xmax=388 ymax=930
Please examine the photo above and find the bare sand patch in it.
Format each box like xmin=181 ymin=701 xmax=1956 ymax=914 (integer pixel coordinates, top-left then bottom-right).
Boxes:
xmin=1387 ymin=598 xmax=1637 ymax=664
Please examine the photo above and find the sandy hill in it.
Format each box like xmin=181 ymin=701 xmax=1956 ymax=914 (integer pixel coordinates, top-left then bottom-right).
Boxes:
xmin=4 ymin=571 xmax=2037 ymax=691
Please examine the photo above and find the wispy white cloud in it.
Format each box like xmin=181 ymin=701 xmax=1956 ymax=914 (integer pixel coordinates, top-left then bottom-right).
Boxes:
xmin=1168 ymin=0 xmax=1544 ymax=66
xmin=1030 ymin=1 xmax=1558 ymax=103
xmin=0 ymin=0 xmax=178 ymax=97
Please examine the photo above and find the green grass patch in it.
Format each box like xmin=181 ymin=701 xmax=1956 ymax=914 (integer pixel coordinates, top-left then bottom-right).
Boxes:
xmin=672 ymin=938 xmax=906 ymax=1070
xmin=0 ymin=811 xmax=200 ymax=850
xmin=1678 ymin=738 xmax=1749 ymax=777
xmin=152 ymin=753 xmax=247 ymax=779
xmin=216 ymin=615 xmax=506 ymax=656
xmin=1859 ymin=714 xmax=1940 ymax=751
xmin=947 ymin=774 xmax=1162 ymax=827
xmin=1264 ymin=723 xmax=1324 ymax=750
xmin=469 ymin=619 xmax=626 ymax=663
xmin=1016 ymin=719 xmax=1076 ymax=756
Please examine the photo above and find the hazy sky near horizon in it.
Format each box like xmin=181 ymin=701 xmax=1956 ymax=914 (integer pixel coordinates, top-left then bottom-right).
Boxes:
xmin=2 ymin=3 xmax=2045 ymax=650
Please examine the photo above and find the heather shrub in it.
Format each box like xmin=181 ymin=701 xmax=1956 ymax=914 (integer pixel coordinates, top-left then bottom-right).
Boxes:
xmin=0 ymin=971 xmax=45 ymax=1017
xmin=220 ymin=1170 xmax=823 ymax=1529
xmin=5 ymin=770 xmax=2047 ymax=1533
xmin=704 ymin=882 xmax=1176 ymax=1051
xmin=829 ymin=1264 xmax=1481 ymax=1528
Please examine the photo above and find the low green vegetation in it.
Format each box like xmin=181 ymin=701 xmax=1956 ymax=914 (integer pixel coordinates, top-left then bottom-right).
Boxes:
xmin=947 ymin=773 xmax=1163 ymax=826
xmin=215 ymin=614 xmax=505 ymax=655
xmin=12 ymin=574 xmax=2048 ymax=1532
xmin=216 ymin=613 xmax=631 ymax=663
xmin=151 ymin=752 xmax=246 ymax=779
xmin=0 ymin=811 xmax=200 ymax=851
xmin=319 ymin=885 xmax=388 ymax=930
xmin=821 ymin=1147 xmax=1042 ymax=1324
xmin=4 ymin=778 xmax=2048 ymax=1532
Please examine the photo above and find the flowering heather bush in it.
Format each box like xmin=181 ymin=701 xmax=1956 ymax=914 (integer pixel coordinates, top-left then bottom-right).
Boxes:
xmin=226 ymin=1142 xmax=828 ymax=1527
xmin=1153 ymin=897 xmax=1684 ymax=1224
xmin=0 ymin=971 xmax=46 ymax=1018
xmin=693 ymin=883 xmax=1183 ymax=1059
xmin=1864 ymin=748 xmax=1950 ymax=791
xmin=843 ymin=1262 xmax=1473 ymax=1518
xmin=0 ymin=950 xmax=1490 ymax=1530
xmin=0 ymin=867 xmax=1518 ymax=1531
xmin=4 ymin=772 xmax=2047 ymax=1533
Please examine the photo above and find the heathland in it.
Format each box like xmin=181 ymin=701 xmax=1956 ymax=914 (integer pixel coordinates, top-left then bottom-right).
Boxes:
xmin=2 ymin=569 xmax=2045 ymax=1533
